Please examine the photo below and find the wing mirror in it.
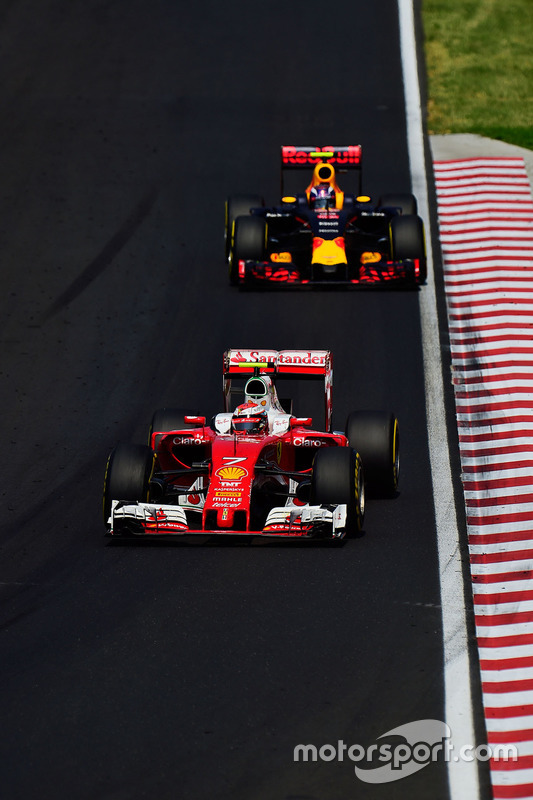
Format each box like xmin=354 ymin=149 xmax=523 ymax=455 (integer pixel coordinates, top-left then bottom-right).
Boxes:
xmin=184 ymin=415 xmax=206 ymax=426
xmin=290 ymin=417 xmax=312 ymax=428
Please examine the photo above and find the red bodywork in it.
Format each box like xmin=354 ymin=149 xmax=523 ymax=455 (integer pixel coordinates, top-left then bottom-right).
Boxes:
xmin=148 ymin=422 xmax=345 ymax=536
xmin=108 ymin=350 xmax=347 ymax=538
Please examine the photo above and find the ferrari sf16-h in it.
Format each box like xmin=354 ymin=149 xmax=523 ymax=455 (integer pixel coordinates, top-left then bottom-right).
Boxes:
xmin=225 ymin=145 xmax=426 ymax=288
xmin=103 ymin=349 xmax=399 ymax=542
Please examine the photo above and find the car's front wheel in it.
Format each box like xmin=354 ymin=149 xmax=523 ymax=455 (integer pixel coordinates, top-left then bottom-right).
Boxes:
xmin=390 ymin=214 xmax=427 ymax=283
xmin=311 ymin=447 xmax=364 ymax=535
xmin=345 ymin=411 xmax=399 ymax=496
xmin=225 ymin=194 xmax=264 ymax=260
xmin=379 ymin=192 xmax=418 ymax=215
xmin=103 ymin=442 xmax=155 ymax=525
xmin=229 ymin=215 xmax=267 ymax=284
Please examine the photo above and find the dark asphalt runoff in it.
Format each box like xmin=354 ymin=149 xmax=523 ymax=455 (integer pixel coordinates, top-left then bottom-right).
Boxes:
xmin=0 ymin=2 xmax=452 ymax=798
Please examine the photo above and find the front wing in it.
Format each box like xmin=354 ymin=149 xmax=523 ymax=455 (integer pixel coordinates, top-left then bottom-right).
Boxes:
xmin=236 ymin=259 xmax=419 ymax=288
xmin=107 ymin=501 xmax=348 ymax=539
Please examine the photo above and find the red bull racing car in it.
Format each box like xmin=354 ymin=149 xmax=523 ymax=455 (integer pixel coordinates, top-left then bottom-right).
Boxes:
xmin=225 ymin=146 xmax=426 ymax=288
xmin=103 ymin=349 xmax=400 ymax=542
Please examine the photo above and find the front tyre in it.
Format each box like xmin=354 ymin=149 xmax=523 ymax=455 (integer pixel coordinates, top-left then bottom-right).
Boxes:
xmin=379 ymin=193 xmax=418 ymax=215
xmin=229 ymin=215 xmax=267 ymax=284
xmin=103 ymin=442 xmax=155 ymax=526
xmin=345 ymin=411 xmax=399 ymax=496
xmin=311 ymin=447 xmax=365 ymax=535
xmin=225 ymin=194 xmax=264 ymax=260
xmin=389 ymin=214 xmax=427 ymax=284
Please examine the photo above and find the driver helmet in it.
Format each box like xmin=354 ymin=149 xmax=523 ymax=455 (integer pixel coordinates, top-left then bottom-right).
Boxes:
xmin=231 ymin=402 xmax=269 ymax=435
xmin=310 ymin=183 xmax=336 ymax=210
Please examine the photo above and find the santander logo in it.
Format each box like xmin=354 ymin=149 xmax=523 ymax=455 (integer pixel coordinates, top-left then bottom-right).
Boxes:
xmin=279 ymin=351 xmax=326 ymax=366
xmin=229 ymin=350 xmax=327 ymax=367
xmin=230 ymin=350 xmax=276 ymax=364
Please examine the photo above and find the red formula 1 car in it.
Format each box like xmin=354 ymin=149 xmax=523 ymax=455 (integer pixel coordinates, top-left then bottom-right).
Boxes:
xmin=225 ymin=146 xmax=426 ymax=288
xmin=103 ymin=349 xmax=399 ymax=542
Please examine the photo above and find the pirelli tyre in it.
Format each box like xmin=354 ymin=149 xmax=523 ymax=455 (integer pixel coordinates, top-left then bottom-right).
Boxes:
xmin=389 ymin=214 xmax=427 ymax=284
xmin=345 ymin=411 xmax=399 ymax=497
xmin=310 ymin=447 xmax=365 ymax=535
xmin=225 ymin=194 xmax=264 ymax=261
xmin=103 ymin=442 xmax=155 ymax=526
xmin=229 ymin=215 xmax=267 ymax=285
xmin=379 ymin=193 xmax=418 ymax=215
xmin=149 ymin=408 xmax=193 ymax=449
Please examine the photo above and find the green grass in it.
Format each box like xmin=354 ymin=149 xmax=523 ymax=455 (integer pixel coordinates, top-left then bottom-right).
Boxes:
xmin=422 ymin=0 xmax=533 ymax=149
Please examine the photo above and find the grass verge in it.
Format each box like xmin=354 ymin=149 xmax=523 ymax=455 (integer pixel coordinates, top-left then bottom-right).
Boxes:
xmin=423 ymin=0 xmax=533 ymax=150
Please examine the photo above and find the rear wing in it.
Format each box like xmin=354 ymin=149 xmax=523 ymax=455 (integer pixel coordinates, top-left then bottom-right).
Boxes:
xmin=280 ymin=145 xmax=362 ymax=196
xmin=223 ymin=349 xmax=333 ymax=432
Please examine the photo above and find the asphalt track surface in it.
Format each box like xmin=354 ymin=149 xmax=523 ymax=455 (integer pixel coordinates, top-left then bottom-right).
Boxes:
xmin=0 ymin=2 xmax=455 ymax=798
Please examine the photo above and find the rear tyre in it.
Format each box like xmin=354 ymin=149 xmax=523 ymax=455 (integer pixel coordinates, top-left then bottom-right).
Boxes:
xmin=149 ymin=408 xmax=193 ymax=449
xmin=225 ymin=194 xmax=264 ymax=260
xmin=379 ymin=193 xmax=417 ymax=215
xmin=311 ymin=447 xmax=365 ymax=535
xmin=390 ymin=214 xmax=427 ymax=284
xmin=230 ymin=215 xmax=267 ymax=284
xmin=103 ymin=442 xmax=155 ymax=526
xmin=345 ymin=411 xmax=399 ymax=496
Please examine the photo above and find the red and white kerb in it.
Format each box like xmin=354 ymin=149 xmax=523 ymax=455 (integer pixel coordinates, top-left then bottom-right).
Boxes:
xmin=435 ymin=156 xmax=533 ymax=799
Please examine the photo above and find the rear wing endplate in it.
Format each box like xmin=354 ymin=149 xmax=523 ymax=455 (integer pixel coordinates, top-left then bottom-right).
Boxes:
xmin=223 ymin=349 xmax=333 ymax=432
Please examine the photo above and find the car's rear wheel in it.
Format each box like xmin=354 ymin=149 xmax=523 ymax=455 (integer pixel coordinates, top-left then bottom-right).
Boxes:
xmin=311 ymin=447 xmax=364 ymax=535
xmin=230 ymin=215 xmax=268 ymax=284
xmin=345 ymin=411 xmax=399 ymax=496
xmin=379 ymin=193 xmax=418 ymax=215
xmin=149 ymin=408 xmax=193 ymax=449
xmin=225 ymin=194 xmax=264 ymax=260
xmin=389 ymin=214 xmax=427 ymax=283
xmin=103 ymin=442 xmax=155 ymax=526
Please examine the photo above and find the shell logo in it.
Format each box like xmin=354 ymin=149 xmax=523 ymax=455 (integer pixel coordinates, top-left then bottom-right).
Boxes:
xmin=215 ymin=466 xmax=248 ymax=481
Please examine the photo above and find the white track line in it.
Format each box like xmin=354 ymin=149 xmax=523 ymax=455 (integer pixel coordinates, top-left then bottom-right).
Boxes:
xmin=398 ymin=2 xmax=480 ymax=798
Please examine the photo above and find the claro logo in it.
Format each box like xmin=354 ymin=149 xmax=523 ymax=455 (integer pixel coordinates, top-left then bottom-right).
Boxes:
xmin=293 ymin=438 xmax=326 ymax=447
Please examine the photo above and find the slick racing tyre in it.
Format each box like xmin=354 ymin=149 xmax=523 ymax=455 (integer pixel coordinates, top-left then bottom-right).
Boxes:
xmin=103 ymin=442 xmax=155 ymax=526
xmin=149 ymin=408 xmax=193 ymax=449
xmin=225 ymin=194 xmax=264 ymax=260
xmin=345 ymin=411 xmax=399 ymax=497
xmin=311 ymin=447 xmax=365 ymax=535
xmin=389 ymin=214 xmax=427 ymax=284
xmin=379 ymin=193 xmax=418 ymax=215
xmin=229 ymin=215 xmax=268 ymax=284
